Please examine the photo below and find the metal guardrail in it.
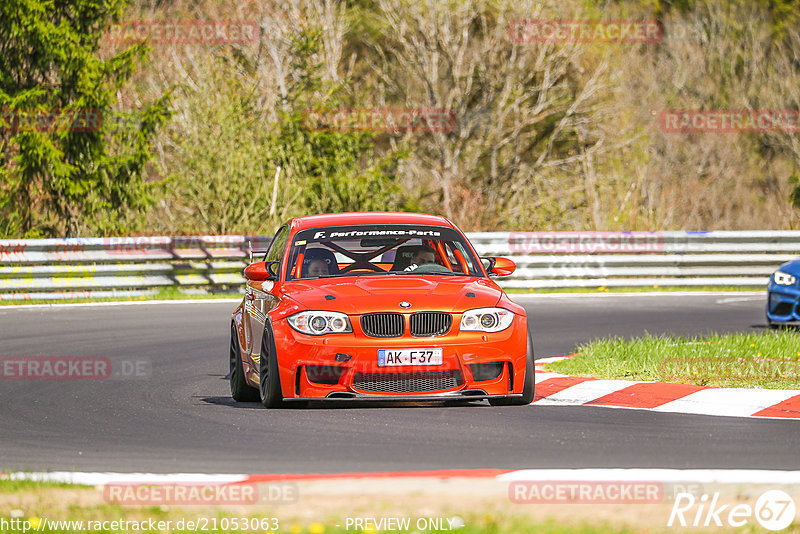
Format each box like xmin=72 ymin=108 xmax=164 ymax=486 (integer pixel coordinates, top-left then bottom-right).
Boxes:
xmin=0 ymin=236 xmax=270 ymax=300
xmin=469 ymin=231 xmax=796 ymax=289
xmin=0 ymin=231 xmax=794 ymax=300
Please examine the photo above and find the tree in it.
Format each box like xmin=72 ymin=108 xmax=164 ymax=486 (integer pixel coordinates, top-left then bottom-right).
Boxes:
xmin=367 ymin=0 xmax=612 ymax=230
xmin=272 ymin=28 xmax=409 ymax=217
xmin=150 ymin=5 xmax=409 ymax=236
xmin=0 ymin=0 xmax=169 ymax=237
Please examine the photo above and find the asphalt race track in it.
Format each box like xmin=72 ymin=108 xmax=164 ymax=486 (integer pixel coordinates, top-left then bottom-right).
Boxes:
xmin=1 ymin=292 xmax=799 ymax=474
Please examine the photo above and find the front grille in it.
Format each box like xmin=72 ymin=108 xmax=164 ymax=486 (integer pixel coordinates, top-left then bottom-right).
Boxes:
xmin=361 ymin=313 xmax=404 ymax=337
xmin=410 ymin=312 xmax=452 ymax=337
xmin=352 ymin=370 xmax=462 ymax=393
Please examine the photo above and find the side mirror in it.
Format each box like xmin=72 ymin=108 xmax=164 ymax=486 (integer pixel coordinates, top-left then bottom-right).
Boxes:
xmin=244 ymin=261 xmax=278 ymax=281
xmin=482 ymin=256 xmax=516 ymax=277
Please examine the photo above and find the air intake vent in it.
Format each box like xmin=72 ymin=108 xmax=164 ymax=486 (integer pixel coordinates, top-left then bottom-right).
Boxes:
xmin=352 ymin=370 xmax=462 ymax=393
xmin=410 ymin=312 xmax=452 ymax=337
xmin=305 ymin=365 xmax=346 ymax=385
xmin=469 ymin=362 xmax=504 ymax=381
xmin=361 ymin=313 xmax=405 ymax=337
xmin=771 ymin=301 xmax=794 ymax=316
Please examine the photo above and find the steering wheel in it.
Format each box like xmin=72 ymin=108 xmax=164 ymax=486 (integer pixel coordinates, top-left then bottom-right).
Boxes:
xmin=340 ymin=262 xmax=386 ymax=273
xmin=410 ymin=263 xmax=453 ymax=274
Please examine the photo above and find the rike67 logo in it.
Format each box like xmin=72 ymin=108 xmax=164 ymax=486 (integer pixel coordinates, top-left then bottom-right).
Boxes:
xmin=668 ymin=490 xmax=796 ymax=531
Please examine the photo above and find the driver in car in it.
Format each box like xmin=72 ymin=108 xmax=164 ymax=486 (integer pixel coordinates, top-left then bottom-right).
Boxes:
xmin=306 ymin=258 xmax=329 ymax=277
xmin=404 ymin=246 xmax=436 ymax=271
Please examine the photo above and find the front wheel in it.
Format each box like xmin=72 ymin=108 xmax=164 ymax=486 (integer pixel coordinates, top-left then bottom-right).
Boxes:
xmin=489 ymin=334 xmax=535 ymax=406
xmin=259 ymin=325 xmax=287 ymax=408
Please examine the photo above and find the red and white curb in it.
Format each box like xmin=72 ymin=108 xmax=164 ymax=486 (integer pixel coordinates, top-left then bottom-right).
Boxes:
xmin=4 ymin=469 xmax=800 ymax=486
xmin=533 ymin=357 xmax=800 ymax=420
xmin=0 ymin=469 xmax=511 ymax=486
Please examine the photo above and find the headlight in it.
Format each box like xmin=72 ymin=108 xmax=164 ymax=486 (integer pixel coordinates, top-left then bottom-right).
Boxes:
xmin=459 ymin=307 xmax=514 ymax=332
xmin=774 ymin=271 xmax=797 ymax=286
xmin=287 ymin=311 xmax=353 ymax=335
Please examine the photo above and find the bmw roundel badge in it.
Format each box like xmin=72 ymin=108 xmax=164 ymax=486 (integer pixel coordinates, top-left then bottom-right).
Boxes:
xmin=399 ymin=301 xmax=412 ymax=309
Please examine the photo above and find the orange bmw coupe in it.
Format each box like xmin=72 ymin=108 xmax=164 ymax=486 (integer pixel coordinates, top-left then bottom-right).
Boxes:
xmin=229 ymin=212 xmax=534 ymax=407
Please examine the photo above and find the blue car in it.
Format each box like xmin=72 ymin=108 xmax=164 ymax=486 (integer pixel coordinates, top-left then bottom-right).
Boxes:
xmin=767 ymin=260 xmax=800 ymax=327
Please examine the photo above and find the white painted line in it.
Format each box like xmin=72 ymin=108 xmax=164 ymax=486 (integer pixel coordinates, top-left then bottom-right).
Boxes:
xmin=497 ymin=469 xmax=800 ymax=484
xmin=716 ymin=296 xmax=765 ymax=304
xmin=545 ymin=401 xmax=800 ymax=421
xmin=533 ymin=379 xmax=639 ymax=406
xmin=653 ymin=388 xmax=800 ymax=418
xmin=1 ymin=472 xmax=249 ymax=485
xmin=0 ymin=298 xmax=242 ymax=311
xmin=8 ymin=469 xmax=800 ymax=486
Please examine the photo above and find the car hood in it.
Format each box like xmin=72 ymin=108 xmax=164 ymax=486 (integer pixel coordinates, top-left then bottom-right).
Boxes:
xmin=776 ymin=259 xmax=800 ymax=278
xmin=280 ymin=276 xmax=503 ymax=314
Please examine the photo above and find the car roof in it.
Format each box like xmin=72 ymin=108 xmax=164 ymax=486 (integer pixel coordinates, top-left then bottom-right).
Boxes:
xmin=288 ymin=212 xmax=456 ymax=232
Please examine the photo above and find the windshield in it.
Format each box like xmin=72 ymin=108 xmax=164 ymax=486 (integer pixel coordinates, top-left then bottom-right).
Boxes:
xmin=285 ymin=224 xmax=483 ymax=280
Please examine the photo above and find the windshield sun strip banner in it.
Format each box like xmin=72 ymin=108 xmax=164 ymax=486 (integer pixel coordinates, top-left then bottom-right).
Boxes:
xmin=286 ymin=225 xmax=481 ymax=279
xmin=305 ymin=226 xmax=446 ymax=241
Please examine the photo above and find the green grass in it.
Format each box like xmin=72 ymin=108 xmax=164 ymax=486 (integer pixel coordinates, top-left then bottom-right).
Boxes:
xmin=0 ymin=479 xmax=83 ymax=491
xmin=0 ymin=481 xmax=637 ymax=534
xmin=2 ymin=480 xmax=798 ymax=533
xmin=0 ymin=286 xmax=242 ymax=306
xmin=545 ymin=331 xmax=800 ymax=389
xmin=505 ymin=285 xmax=760 ymax=294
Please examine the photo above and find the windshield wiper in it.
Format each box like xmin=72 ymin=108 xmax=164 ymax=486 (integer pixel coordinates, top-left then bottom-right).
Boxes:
xmin=305 ymin=272 xmax=389 ymax=279
xmin=397 ymin=270 xmax=461 ymax=276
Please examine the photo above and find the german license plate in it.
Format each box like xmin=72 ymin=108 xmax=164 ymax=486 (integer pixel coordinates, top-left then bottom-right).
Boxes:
xmin=378 ymin=348 xmax=443 ymax=367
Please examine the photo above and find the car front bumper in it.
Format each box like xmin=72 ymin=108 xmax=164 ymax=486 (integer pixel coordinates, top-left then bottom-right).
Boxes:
xmin=767 ymin=282 xmax=800 ymax=324
xmin=270 ymin=313 xmax=529 ymax=399
xmin=286 ymin=391 xmax=525 ymax=402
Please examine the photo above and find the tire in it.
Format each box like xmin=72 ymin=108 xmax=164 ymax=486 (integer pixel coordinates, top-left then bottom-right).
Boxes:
xmin=230 ymin=322 xmax=259 ymax=402
xmin=489 ymin=333 xmax=535 ymax=406
xmin=259 ymin=324 xmax=287 ymax=408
